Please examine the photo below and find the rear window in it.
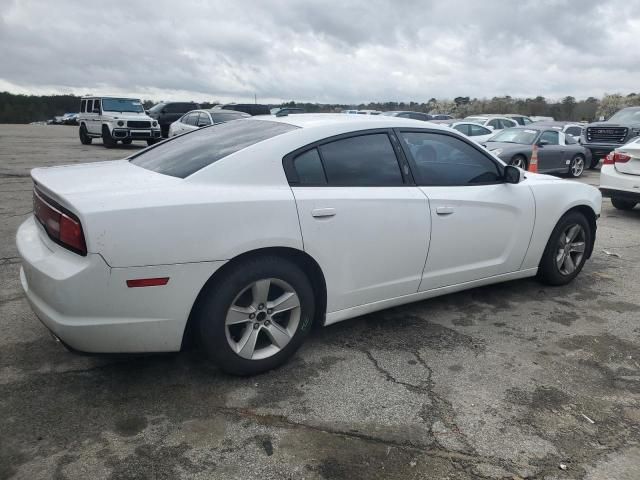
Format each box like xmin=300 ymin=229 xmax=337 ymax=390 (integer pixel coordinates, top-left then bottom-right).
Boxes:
xmin=130 ymin=120 xmax=297 ymax=178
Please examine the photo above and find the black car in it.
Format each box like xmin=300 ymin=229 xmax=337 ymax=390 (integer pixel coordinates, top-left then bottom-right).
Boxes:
xmin=147 ymin=102 xmax=201 ymax=137
xmin=219 ymin=104 xmax=271 ymax=116
xmin=582 ymin=107 xmax=640 ymax=168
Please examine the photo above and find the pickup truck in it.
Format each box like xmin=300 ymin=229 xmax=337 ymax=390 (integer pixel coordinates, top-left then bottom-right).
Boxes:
xmin=582 ymin=107 xmax=640 ymax=168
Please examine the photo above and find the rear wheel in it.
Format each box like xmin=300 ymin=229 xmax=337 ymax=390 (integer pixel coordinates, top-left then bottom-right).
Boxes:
xmin=102 ymin=126 xmax=116 ymax=148
xmin=568 ymin=154 xmax=585 ymax=178
xmin=611 ymin=197 xmax=637 ymax=210
xmin=510 ymin=155 xmax=527 ymax=170
xmin=122 ymin=139 xmax=132 ymax=145
xmin=538 ymin=211 xmax=591 ymax=286
xmin=79 ymin=125 xmax=92 ymax=145
xmin=195 ymin=256 xmax=315 ymax=375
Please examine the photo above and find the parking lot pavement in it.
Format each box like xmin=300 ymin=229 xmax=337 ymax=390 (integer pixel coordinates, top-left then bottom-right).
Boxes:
xmin=1 ymin=124 xmax=639 ymax=479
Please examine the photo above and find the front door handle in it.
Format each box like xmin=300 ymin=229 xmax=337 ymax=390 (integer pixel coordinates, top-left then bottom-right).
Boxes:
xmin=311 ymin=208 xmax=336 ymax=218
xmin=436 ymin=206 xmax=455 ymax=215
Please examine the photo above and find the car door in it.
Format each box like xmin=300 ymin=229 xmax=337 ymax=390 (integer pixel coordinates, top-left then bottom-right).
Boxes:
xmin=396 ymin=129 xmax=535 ymax=291
xmin=286 ymin=131 xmax=431 ymax=313
xmin=537 ymin=130 xmax=565 ymax=171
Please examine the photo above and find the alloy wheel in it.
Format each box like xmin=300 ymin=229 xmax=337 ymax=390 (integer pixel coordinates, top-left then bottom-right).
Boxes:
xmin=571 ymin=156 xmax=584 ymax=177
xmin=555 ymin=224 xmax=586 ymax=275
xmin=512 ymin=156 xmax=526 ymax=169
xmin=225 ymin=278 xmax=301 ymax=360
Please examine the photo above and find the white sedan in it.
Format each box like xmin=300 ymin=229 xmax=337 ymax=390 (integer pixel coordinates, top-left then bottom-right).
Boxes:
xmin=17 ymin=115 xmax=601 ymax=375
xmin=168 ymin=109 xmax=250 ymax=137
xmin=449 ymin=121 xmax=495 ymax=143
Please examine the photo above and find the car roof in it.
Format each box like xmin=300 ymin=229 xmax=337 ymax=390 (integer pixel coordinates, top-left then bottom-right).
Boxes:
xmin=251 ymin=113 xmax=452 ymax=132
xmin=81 ymin=96 xmax=140 ymax=100
xmin=204 ymin=109 xmax=250 ymax=116
xmin=533 ymin=121 xmax=582 ymax=127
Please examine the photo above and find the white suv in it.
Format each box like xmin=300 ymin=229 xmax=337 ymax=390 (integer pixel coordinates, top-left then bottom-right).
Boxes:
xmin=78 ymin=97 xmax=161 ymax=148
xmin=600 ymin=138 xmax=640 ymax=210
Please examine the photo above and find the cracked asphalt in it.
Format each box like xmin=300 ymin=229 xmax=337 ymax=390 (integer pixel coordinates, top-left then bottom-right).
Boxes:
xmin=1 ymin=124 xmax=640 ymax=480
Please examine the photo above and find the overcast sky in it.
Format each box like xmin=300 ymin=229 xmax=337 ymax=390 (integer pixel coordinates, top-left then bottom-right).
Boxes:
xmin=1 ymin=0 xmax=639 ymax=104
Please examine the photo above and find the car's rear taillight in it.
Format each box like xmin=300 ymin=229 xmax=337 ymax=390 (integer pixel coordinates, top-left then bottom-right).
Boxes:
xmin=604 ymin=152 xmax=632 ymax=165
xmin=33 ymin=188 xmax=87 ymax=255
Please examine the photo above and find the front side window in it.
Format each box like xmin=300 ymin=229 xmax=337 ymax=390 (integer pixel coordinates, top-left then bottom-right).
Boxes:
xmin=400 ymin=132 xmax=502 ymax=186
xmin=318 ymin=133 xmax=403 ymax=186
xmin=101 ymin=98 xmax=143 ymax=113
xmin=185 ymin=113 xmax=199 ymax=126
xmin=540 ymin=130 xmax=559 ymax=145
xmin=130 ymin=120 xmax=298 ymax=178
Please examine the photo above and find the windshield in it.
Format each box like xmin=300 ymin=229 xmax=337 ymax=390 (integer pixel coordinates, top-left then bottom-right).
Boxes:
xmin=130 ymin=120 xmax=298 ymax=178
xmin=102 ymin=98 xmax=144 ymax=113
xmin=608 ymin=108 xmax=640 ymax=124
xmin=488 ymin=128 xmax=538 ymax=144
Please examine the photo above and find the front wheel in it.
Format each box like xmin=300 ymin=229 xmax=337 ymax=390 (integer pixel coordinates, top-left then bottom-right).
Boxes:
xmin=538 ymin=211 xmax=591 ymax=286
xmin=102 ymin=126 xmax=116 ymax=148
xmin=510 ymin=155 xmax=528 ymax=170
xmin=568 ymin=155 xmax=585 ymax=178
xmin=589 ymin=156 xmax=600 ymax=169
xmin=195 ymin=256 xmax=315 ymax=375
xmin=611 ymin=197 xmax=637 ymax=210
xmin=122 ymin=139 xmax=132 ymax=145
xmin=146 ymin=139 xmax=157 ymax=146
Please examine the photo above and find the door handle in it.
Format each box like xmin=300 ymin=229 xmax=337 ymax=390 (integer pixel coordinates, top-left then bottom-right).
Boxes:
xmin=311 ymin=208 xmax=336 ymax=218
xmin=436 ymin=206 xmax=455 ymax=215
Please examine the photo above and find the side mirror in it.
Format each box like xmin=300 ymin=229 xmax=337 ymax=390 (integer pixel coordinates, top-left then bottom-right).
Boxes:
xmin=538 ymin=139 xmax=549 ymax=146
xmin=504 ymin=165 xmax=525 ymax=184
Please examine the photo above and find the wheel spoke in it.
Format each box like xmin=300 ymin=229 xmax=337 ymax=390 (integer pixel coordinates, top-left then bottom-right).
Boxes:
xmin=556 ymin=250 xmax=566 ymax=268
xmin=566 ymin=225 xmax=581 ymax=242
xmin=225 ymin=305 xmax=254 ymax=326
xmin=251 ymin=279 xmax=271 ymax=306
xmin=563 ymin=253 xmax=576 ymax=273
xmin=263 ymin=322 xmax=291 ymax=349
xmin=268 ymin=291 xmax=300 ymax=315
xmin=237 ymin=327 xmax=260 ymax=359
xmin=570 ymin=241 xmax=585 ymax=253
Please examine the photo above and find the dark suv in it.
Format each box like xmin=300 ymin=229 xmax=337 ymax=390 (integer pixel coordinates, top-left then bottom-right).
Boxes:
xmin=582 ymin=107 xmax=640 ymax=168
xmin=147 ymin=102 xmax=200 ymax=137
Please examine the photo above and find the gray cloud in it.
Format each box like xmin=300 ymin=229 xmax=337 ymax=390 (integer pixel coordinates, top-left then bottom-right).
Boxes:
xmin=1 ymin=0 xmax=639 ymax=103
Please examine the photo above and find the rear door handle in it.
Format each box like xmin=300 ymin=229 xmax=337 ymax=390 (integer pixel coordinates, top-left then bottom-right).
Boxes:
xmin=311 ymin=208 xmax=336 ymax=218
xmin=436 ymin=206 xmax=455 ymax=215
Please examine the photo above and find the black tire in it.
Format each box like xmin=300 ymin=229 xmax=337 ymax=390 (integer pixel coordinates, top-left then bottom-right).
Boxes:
xmin=79 ymin=125 xmax=92 ymax=145
xmin=102 ymin=126 xmax=116 ymax=148
xmin=195 ymin=256 xmax=316 ymax=376
xmin=611 ymin=197 xmax=637 ymax=210
xmin=122 ymin=139 xmax=132 ymax=145
xmin=510 ymin=155 xmax=528 ymax=170
xmin=160 ymin=125 xmax=169 ymax=138
xmin=589 ymin=156 xmax=600 ymax=169
xmin=146 ymin=139 xmax=157 ymax=146
xmin=567 ymin=154 xmax=585 ymax=178
xmin=538 ymin=211 xmax=592 ymax=286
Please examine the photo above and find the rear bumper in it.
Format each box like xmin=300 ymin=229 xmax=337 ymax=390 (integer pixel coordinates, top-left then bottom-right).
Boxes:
xmin=600 ymin=164 xmax=640 ymax=200
xmin=17 ymin=216 xmax=224 ymax=353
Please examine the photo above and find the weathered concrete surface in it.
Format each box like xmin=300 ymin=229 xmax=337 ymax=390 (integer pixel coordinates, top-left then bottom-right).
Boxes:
xmin=1 ymin=124 xmax=639 ymax=479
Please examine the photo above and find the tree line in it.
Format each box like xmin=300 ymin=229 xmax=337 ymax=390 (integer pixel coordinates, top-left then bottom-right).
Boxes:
xmin=1 ymin=91 xmax=640 ymax=124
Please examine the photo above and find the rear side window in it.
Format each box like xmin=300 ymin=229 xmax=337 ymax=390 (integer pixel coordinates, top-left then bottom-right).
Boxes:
xmin=80 ymin=100 xmax=86 ymax=113
xmin=318 ymin=134 xmax=403 ymax=186
xmin=565 ymin=126 xmax=582 ymax=137
xmin=294 ymin=149 xmax=327 ymax=184
xmin=130 ymin=120 xmax=298 ymax=178
xmin=453 ymin=124 xmax=471 ymax=135
xmin=400 ymin=131 xmax=502 ymax=186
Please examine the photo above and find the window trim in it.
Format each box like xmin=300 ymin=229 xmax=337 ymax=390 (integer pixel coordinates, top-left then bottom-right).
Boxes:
xmin=283 ymin=128 xmax=413 ymax=187
xmin=394 ymin=127 xmax=507 ymax=187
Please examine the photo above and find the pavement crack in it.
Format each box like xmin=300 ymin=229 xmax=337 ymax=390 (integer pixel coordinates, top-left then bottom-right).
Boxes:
xmin=360 ymin=348 xmax=425 ymax=393
xmin=0 ymin=256 xmax=22 ymax=266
